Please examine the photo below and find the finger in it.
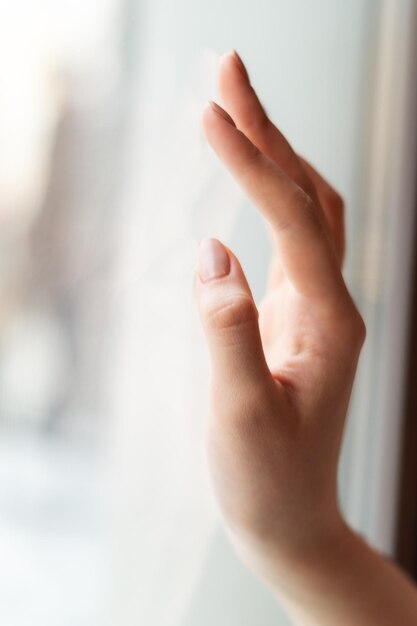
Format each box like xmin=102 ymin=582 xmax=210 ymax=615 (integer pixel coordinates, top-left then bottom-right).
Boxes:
xmin=202 ymin=102 xmax=346 ymax=302
xmin=196 ymin=238 xmax=272 ymax=395
xmin=298 ymin=156 xmax=345 ymax=265
xmin=218 ymin=51 xmax=318 ymax=204
xmin=219 ymin=51 xmax=344 ymax=265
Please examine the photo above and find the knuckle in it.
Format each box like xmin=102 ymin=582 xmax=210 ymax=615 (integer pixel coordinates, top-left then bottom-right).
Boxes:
xmin=328 ymin=188 xmax=345 ymax=214
xmin=204 ymin=294 xmax=258 ymax=333
xmin=339 ymin=306 xmax=367 ymax=349
xmin=296 ymin=188 xmax=315 ymax=213
xmin=242 ymin=104 xmax=269 ymax=134
xmin=240 ymin=146 xmax=266 ymax=181
xmin=301 ymin=191 xmax=317 ymax=215
xmin=305 ymin=178 xmax=319 ymax=202
xmin=354 ymin=313 xmax=367 ymax=345
xmin=295 ymin=190 xmax=322 ymax=230
xmin=210 ymin=380 xmax=276 ymax=437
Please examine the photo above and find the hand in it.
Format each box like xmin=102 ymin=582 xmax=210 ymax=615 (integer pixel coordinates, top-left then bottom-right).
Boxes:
xmin=195 ymin=51 xmax=366 ymax=582
xmin=196 ymin=51 xmax=417 ymax=626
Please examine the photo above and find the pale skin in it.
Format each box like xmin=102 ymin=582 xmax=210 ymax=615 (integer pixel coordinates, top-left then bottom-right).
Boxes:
xmin=195 ymin=51 xmax=417 ymax=625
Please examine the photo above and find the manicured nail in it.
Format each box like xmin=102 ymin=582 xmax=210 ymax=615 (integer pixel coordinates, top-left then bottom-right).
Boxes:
xmin=209 ymin=101 xmax=236 ymax=127
xmin=232 ymin=50 xmax=249 ymax=81
xmin=198 ymin=238 xmax=231 ymax=283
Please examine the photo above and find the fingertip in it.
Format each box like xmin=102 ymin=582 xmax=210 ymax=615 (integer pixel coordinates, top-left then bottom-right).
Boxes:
xmin=218 ymin=50 xmax=235 ymax=68
xmin=201 ymin=102 xmax=238 ymax=152
xmin=197 ymin=237 xmax=231 ymax=284
xmin=219 ymin=50 xmax=250 ymax=94
xmin=201 ymin=102 xmax=218 ymax=142
xmin=219 ymin=49 xmax=249 ymax=80
xmin=203 ymin=101 xmax=236 ymax=127
xmin=231 ymin=50 xmax=249 ymax=81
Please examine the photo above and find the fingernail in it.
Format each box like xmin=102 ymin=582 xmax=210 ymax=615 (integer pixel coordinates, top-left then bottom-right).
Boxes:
xmin=232 ymin=50 xmax=249 ymax=81
xmin=209 ymin=101 xmax=236 ymax=127
xmin=198 ymin=238 xmax=231 ymax=283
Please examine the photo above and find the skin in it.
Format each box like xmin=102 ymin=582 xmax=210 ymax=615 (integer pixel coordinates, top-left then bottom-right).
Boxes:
xmin=195 ymin=51 xmax=417 ymax=625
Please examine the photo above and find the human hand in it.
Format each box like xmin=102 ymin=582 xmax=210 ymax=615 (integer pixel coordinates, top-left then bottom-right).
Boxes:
xmin=195 ymin=51 xmax=366 ymax=585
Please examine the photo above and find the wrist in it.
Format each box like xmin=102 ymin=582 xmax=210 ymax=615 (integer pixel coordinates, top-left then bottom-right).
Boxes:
xmin=228 ymin=507 xmax=353 ymax=596
xmin=265 ymin=518 xmax=377 ymax=621
xmin=265 ymin=519 xmax=417 ymax=626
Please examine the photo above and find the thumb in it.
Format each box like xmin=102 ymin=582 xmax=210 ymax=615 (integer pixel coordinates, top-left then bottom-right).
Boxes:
xmin=196 ymin=238 xmax=271 ymax=393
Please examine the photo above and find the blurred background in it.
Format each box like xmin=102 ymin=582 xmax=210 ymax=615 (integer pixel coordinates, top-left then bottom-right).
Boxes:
xmin=0 ymin=1 xmax=416 ymax=625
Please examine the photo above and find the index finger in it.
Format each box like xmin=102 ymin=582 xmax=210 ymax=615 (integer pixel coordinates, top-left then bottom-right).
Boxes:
xmin=218 ymin=51 xmax=318 ymax=204
xmin=202 ymin=102 xmax=347 ymax=304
